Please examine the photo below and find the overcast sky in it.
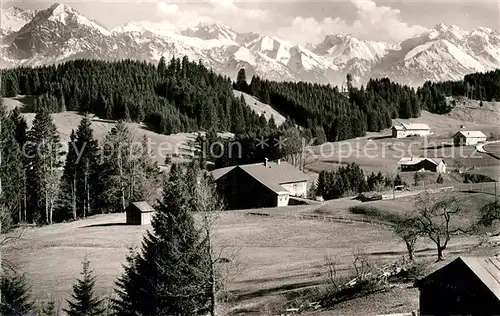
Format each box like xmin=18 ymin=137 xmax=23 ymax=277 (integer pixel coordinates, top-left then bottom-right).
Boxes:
xmin=4 ymin=0 xmax=500 ymax=45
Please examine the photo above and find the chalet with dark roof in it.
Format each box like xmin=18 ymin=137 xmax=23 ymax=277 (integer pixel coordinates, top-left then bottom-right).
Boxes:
xmin=210 ymin=159 xmax=310 ymax=210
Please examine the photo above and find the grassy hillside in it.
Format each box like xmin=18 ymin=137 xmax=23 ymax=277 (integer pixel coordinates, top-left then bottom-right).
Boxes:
xmin=3 ymin=95 xmax=234 ymax=165
xmin=4 ymin=196 xmax=497 ymax=315
xmin=233 ymin=90 xmax=286 ymax=127
xmin=305 ymin=105 xmax=500 ymax=178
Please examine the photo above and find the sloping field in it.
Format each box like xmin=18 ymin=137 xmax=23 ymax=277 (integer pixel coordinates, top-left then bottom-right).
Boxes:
xmin=233 ymin=90 xmax=286 ymax=126
xmin=393 ymin=109 xmax=499 ymax=139
xmin=306 ymin=108 xmax=499 ymax=176
xmin=446 ymin=97 xmax=500 ymax=128
xmin=3 ymin=96 xmax=234 ymax=165
xmin=3 ymin=203 xmax=493 ymax=315
xmin=23 ymin=111 xmax=198 ymax=164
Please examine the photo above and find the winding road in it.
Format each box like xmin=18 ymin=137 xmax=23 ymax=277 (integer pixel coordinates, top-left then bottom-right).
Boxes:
xmin=476 ymin=140 xmax=500 ymax=159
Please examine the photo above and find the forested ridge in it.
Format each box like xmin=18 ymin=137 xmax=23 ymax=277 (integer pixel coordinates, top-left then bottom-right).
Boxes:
xmin=236 ymin=68 xmax=500 ymax=141
xmin=239 ymin=72 xmax=427 ymax=142
xmin=1 ymin=57 xmax=498 ymax=143
xmin=0 ymin=57 xmax=273 ymax=135
xmin=423 ymin=69 xmax=500 ymax=102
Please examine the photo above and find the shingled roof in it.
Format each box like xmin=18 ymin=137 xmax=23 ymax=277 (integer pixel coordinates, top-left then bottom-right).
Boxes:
xmin=454 ymin=131 xmax=487 ymax=138
xmin=392 ymin=123 xmax=431 ymax=131
xmin=129 ymin=201 xmax=155 ymax=213
xmin=398 ymin=157 xmax=445 ymax=166
xmin=210 ymin=160 xmax=310 ymax=194
xmin=418 ymin=257 xmax=500 ymax=301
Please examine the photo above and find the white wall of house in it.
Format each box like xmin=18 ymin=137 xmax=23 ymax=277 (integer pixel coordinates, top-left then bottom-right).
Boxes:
xmin=280 ymin=181 xmax=307 ymax=197
xmin=276 ymin=194 xmax=289 ymax=207
xmin=141 ymin=212 xmax=152 ymax=225
xmin=454 ymin=136 xmax=487 ymax=146
xmin=436 ymin=162 xmax=447 ymax=173
xmin=393 ymin=129 xmax=431 ymax=138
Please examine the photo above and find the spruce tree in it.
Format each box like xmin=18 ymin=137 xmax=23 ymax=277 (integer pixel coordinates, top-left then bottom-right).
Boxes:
xmin=74 ymin=115 xmax=100 ymax=217
xmin=112 ymin=164 xmax=210 ymax=315
xmin=100 ymin=122 xmax=133 ymax=212
xmin=25 ymin=108 xmax=62 ymax=224
xmin=0 ymin=272 xmax=35 ymax=316
xmin=4 ymin=73 xmax=19 ymax=97
xmin=132 ymin=135 xmax=161 ymax=203
xmin=0 ymin=102 xmax=25 ymax=224
xmin=158 ymin=56 xmax=167 ymax=76
xmin=10 ymin=107 xmax=27 ymax=148
xmin=236 ymin=68 xmax=248 ymax=93
xmin=60 ymin=130 xmax=79 ymax=221
xmin=10 ymin=106 xmax=28 ymax=223
xmin=64 ymin=258 xmax=104 ymax=316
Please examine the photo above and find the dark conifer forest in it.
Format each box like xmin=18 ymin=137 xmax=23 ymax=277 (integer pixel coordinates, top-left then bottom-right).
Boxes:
xmin=0 ymin=57 xmax=272 ymax=135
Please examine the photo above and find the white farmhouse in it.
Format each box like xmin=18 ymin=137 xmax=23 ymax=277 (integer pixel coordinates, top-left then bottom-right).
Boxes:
xmin=392 ymin=123 xmax=431 ymax=138
xmin=453 ymin=131 xmax=487 ymax=146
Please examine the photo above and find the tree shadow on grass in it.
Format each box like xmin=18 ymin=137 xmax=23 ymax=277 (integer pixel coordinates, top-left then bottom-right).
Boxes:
xmin=79 ymin=223 xmax=131 ymax=228
xmin=369 ymin=135 xmax=392 ymax=140
xmin=422 ymin=144 xmax=455 ymax=150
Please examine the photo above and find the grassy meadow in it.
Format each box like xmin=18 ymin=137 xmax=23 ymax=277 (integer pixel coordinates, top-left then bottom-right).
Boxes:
xmin=4 ymin=192 xmax=498 ymax=315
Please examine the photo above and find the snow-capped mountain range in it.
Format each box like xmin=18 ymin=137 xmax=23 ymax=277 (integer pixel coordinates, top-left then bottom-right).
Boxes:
xmin=1 ymin=3 xmax=500 ymax=87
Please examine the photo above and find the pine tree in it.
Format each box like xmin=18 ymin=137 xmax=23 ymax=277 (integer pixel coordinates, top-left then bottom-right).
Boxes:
xmin=158 ymin=56 xmax=167 ymax=76
xmin=74 ymin=115 xmax=100 ymax=217
xmin=132 ymin=135 xmax=161 ymax=204
xmin=25 ymin=108 xmax=62 ymax=224
xmin=4 ymin=73 xmax=19 ymax=97
xmin=346 ymin=73 xmax=353 ymax=91
xmin=236 ymin=68 xmax=248 ymax=93
xmin=64 ymin=258 xmax=104 ymax=316
xmin=0 ymin=272 xmax=35 ymax=316
xmin=100 ymin=122 xmax=132 ymax=212
xmin=10 ymin=107 xmax=27 ymax=147
xmin=60 ymin=130 xmax=79 ymax=221
xmin=112 ymin=164 xmax=210 ymax=315
xmin=58 ymin=115 xmax=100 ymax=220
xmin=1 ymin=102 xmax=25 ymax=224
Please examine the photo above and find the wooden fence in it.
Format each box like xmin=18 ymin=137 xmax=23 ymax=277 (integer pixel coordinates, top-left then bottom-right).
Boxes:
xmin=246 ymin=212 xmax=395 ymax=227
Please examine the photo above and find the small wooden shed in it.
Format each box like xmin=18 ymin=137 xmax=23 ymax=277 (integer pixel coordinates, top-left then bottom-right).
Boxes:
xmin=126 ymin=201 xmax=155 ymax=225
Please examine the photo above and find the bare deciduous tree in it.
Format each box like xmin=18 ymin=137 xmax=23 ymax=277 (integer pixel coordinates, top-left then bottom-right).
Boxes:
xmin=194 ymin=172 xmax=236 ymax=316
xmin=324 ymin=254 xmax=338 ymax=289
xmin=393 ymin=217 xmax=420 ymax=261
xmin=352 ymin=249 xmax=373 ymax=282
xmin=412 ymin=192 xmax=469 ymax=261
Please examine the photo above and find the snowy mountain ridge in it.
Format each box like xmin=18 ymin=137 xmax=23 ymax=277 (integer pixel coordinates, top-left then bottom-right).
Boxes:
xmin=1 ymin=4 xmax=500 ymax=87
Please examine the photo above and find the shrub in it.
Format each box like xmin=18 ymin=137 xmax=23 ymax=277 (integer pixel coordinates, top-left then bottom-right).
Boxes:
xmin=388 ymin=261 xmax=427 ymax=284
xmin=349 ymin=205 xmax=403 ymax=224
xmin=436 ymin=174 xmax=444 ymax=184
xmin=413 ymin=172 xmax=423 ymax=186
xmin=463 ymin=173 xmax=495 ymax=183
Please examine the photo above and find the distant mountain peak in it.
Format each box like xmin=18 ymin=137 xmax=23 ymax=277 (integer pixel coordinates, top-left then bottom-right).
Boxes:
xmin=434 ymin=23 xmax=448 ymax=32
xmin=182 ymin=22 xmax=238 ymax=41
xmin=1 ymin=5 xmax=36 ymax=33
xmin=4 ymin=6 xmax=26 ymax=14
xmin=1 ymin=2 xmax=499 ymax=89
xmin=33 ymin=2 xmax=111 ymax=36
